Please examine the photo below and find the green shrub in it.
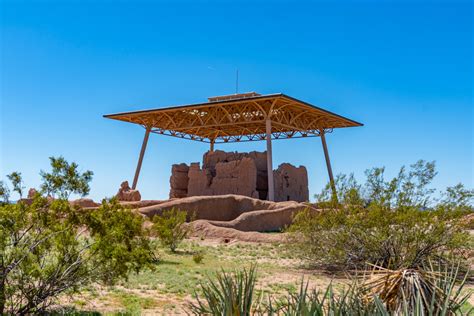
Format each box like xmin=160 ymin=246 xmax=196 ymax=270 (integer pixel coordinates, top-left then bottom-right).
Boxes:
xmin=290 ymin=160 xmax=472 ymax=270
xmin=40 ymin=156 xmax=93 ymax=199
xmin=0 ymin=180 xmax=9 ymax=204
xmin=6 ymin=171 xmax=24 ymax=198
xmin=152 ymin=208 xmax=192 ymax=252
xmin=290 ymin=206 xmax=469 ymax=270
xmin=193 ymin=251 xmax=205 ymax=264
xmin=0 ymin=159 xmax=154 ymax=315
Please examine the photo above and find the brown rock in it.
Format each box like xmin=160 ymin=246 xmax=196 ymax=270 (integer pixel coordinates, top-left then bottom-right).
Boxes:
xmin=116 ymin=181 xmax=141 ymax=201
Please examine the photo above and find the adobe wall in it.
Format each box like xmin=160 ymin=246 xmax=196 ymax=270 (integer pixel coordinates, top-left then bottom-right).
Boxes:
xmin=169 ymin=150 xmax=309 ymax=202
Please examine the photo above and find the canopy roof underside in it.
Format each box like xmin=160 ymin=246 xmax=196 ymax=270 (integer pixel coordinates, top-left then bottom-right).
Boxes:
xmin=103 ymin=93 xmax=363 ymax=143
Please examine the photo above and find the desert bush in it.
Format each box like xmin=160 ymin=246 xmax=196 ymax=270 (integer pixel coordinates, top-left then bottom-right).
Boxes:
xmin=0 ymin=181 xmax=9 ymax=204
xmin=0 ymin=159 xmax=154 ymax=315
xmin=189 ymin=265 xmax=259 ymax=315
xmin=152 ymin=208 xmax=192 ymax=252
xmin=40 ymin=156 xmax=94 ymax=199
xmin=290 ymin=160 xmax=472 ymax=270
xmin=193 ymin=251 xmax=205 ymax=264
xmin=6 ymin=171 xmax=24 ymax=199
xmin=290 ymin=206 xmax=469 ymax=270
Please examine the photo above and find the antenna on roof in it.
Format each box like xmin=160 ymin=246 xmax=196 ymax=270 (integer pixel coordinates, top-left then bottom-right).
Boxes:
xmin=235 ymin=69 xmax=239 ymax=94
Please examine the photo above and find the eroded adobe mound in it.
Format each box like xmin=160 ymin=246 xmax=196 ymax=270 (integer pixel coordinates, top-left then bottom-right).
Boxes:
xmin=187 ymin=220 xmax=287 ymax=243
xmin=138 ymin=194 xmax=311 ymax=233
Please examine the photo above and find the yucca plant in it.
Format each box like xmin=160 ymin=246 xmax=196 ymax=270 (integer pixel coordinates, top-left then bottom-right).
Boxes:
xmin=189 ymin=264 xmax=260 ymax=315
xmin=189 ymin=264 xmax=471 ymax=315
xmin=265 ymin=281 xmax=378 ymax=316
xmin=361 ymin=263 xmax=472 ymax=315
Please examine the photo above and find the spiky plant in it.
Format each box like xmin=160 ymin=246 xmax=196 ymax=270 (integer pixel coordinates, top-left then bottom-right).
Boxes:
xmin=189 ymin=264 xmax=260 ymax=315
xmin=362 ymin=263 xmax=472 ymax=315
xmin=188 ymin=264 xmax=471 ymax=315
xmin=265 ymin=281 xmax=378 ymax=316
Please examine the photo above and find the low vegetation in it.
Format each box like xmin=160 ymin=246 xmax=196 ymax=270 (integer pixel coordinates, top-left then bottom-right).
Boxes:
xmin=191 ymin=264 xmax=471 ymax=315
xmin=0 ymin=158 xmax=154 ymax=315
xmin=152 ymin=208 xmax=192 ymax=252
xmin=289 ymin=160 xmax=473 ymax=270
xmin=0 ymin=158 xmax=472 ymax=314
xmin=189 ymin=264 xmax=259 ymax=315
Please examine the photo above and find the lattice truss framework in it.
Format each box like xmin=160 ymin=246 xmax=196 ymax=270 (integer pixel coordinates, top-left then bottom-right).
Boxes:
xmin=104 ymin=94 xmax=362 ymax=143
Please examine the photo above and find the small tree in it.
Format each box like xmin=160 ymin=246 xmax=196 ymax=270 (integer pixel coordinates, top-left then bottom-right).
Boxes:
xmin=6 ymin=172 xmax=24 ymax=199
xmin=0 ymin=181 xmax=9 ymax=204
xmin=40 ymin=156 xmax=93 ymax=199
xmin=152 ymin=208 xmax=192 ymax=252
xmin=0 ymin=159 xmax=154 ymax=314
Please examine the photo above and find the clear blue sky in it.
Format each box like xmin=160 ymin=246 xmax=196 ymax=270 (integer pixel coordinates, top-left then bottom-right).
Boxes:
xmin=1 ymin=0 xmax=472 ymax=201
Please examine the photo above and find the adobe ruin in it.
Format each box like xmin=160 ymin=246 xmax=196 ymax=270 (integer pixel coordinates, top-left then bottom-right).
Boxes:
xmin=169 ymin=150 xmax=309 ymax=202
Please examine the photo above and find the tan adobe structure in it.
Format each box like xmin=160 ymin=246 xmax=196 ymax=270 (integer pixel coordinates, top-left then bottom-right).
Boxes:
xmin=104 ymin=92 xmax=363 ymax=200
xmin=170 ymin=150 xmax=309 ymax=202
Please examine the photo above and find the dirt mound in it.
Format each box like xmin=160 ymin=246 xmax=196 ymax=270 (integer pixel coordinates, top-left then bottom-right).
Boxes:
xmin=138 ymin=194 xmax=313 ymax=234
xmin=188 ymin=220 xmax=287 ymax=243
xmin=119 ymin=200 xmax=169 ymax=209
xmin=206 ymin=202 xmax=305 ymax=232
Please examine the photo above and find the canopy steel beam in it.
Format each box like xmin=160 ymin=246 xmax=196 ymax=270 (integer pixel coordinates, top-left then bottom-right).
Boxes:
xmin=266 ymin=119 xmax=275 ymax=201
xmin=132 ymin=127 xmax=151 ymax=190
xmin=320 ymin=130 xmax=337 ymax=199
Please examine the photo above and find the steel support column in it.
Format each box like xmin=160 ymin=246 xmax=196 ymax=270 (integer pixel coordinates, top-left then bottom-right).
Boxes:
xmin=320 ymin=130 xmax=337 ymax=199
xmin=210 ymin=139 xmax=215 ymax=152
xmin=265 ymin=119 xmax=275 ymax=201
xmin=132 ymin=127 xmax=151 ymax=190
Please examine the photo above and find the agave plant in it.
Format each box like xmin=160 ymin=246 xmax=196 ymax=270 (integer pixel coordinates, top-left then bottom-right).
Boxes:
xmin=189 ymin=264 xmax=260 ymax=315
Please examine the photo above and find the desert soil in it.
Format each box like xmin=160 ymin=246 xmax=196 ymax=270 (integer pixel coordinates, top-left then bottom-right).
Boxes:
xmin=57 ymin=236 xmax=474 ymax=315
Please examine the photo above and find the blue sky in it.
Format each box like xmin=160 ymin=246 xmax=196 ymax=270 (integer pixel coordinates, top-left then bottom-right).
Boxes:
xmin=1 ymin=0 xmax=472 ymax=201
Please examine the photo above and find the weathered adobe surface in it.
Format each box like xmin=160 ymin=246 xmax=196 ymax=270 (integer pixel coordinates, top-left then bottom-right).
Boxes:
xmin=138 ymin=194 xmax=312 ymax=233
xmin=170 ymin=150 xmax=309 ymax=202
xmin=186 ymin=220 xmax=288 ymax=243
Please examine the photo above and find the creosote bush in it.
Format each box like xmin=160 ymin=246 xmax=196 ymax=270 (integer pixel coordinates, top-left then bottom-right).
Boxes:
xmin=193 ymin=251 xmax=205 ymax=264
xmin=152 ymin=208 xmax=192 ymax=252
xmin=0 ymin=158 xmax=154 ymax=315
xmin=289 ymin=160 xmax=473 ymax=270
xmin=40 ymin=156 xmax=94 ymax=199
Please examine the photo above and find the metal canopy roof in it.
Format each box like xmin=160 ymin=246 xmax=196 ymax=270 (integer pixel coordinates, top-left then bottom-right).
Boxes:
xmin=103 ymin=93 xmax=363 ymax=143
